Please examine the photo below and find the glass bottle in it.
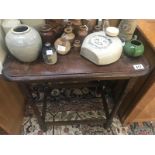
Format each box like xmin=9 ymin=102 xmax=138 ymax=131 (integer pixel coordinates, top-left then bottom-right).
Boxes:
xmin=118 ymin=19 xmax=137 ymax=41
xmin=102 ymin=19 xmax=110 ymax=31
xmin=42 ymin=42 xmax=57 ymax=65
xmin=61 ymin=27 xmax=75 ymax=43
xmin=54 ymin=37 xmax=71 ymax=55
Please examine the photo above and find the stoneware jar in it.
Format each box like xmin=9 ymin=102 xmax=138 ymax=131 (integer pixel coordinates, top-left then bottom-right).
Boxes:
xmin=123 ymin=39 xmax=144 ymax=57
xmin=5 ymin=24 xmax=42 ymax=62
xmin=54 ymin=37 xmax=71 ymax=55
xmin=39 ymin=24 xmax=56 ymax=44
xmin=118 ymin=19 xmax=137 ymax=41
xmin=61 ymin=27 xmax=75 ymax=43
xmin=20 ymin=19 xmax=45 ymax=31
xmin=2 ymin=19 xmax=21 ymax=34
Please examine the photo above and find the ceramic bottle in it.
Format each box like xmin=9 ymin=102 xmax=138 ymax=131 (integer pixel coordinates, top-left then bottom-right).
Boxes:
xmin=2 ymin=19 xmax=21 ymax=34
xmin=82 ymin=19 xmax=97 ymax=33
xmin=5 ymin=25 xmax=42 ymax=62
xmin=39 ymin=24 xmax=56 ymax=44
xmin=61 ymin=27 xmax=75 ymax=43
xmin=69 ymin=19 xmax=82 ymax=35
xmin=54 ymin=37 xmax=71 ymax=55
xmin=77 ymin=25 xmax=88 ymax=42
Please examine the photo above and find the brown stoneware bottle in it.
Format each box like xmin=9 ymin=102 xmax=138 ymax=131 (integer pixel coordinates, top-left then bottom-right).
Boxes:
xmin=69 ymin=19 xmax=82 ymax=35
xmin=39 ymin=24 xmax=56 ymax=44
xmin=54 ymin=37 xmax=71 ymax=55
xmin=77 ymin=25 xmax=88 ymax=42
xmin=61 ymin=27 xmax=75 ymax=43
xmin=82 ymin=19 xmax=97 ymax=33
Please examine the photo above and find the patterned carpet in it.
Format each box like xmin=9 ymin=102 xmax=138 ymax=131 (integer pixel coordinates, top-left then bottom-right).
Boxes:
xmin=21 ymin=87 xmax=155 ymax=135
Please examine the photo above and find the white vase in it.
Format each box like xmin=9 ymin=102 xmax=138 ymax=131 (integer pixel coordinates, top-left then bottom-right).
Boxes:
xmin=2 ymin=19 xmax=21 ymax=34
xmin=5 ymin=24 xmax=42 ymax=62
xmin=0 ymin=20 xmax=7 ymax=65
xmin=20 ymin=19 xmax=45 ymax=31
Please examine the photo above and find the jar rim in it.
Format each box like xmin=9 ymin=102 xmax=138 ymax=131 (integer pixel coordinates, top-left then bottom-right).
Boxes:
xmin=11 ymin=25 xmax=30 ymax=34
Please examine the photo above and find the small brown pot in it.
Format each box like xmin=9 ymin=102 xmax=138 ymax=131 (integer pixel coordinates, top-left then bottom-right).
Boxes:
xmin=72 ymin=40 xmax=81 ymax=52
xmin=93 ymin=25 xmax=102 ymax=32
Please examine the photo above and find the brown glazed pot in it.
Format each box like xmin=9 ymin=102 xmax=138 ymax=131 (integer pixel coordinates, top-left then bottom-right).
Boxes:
xmin=69 ymin=19 xmax=82 ymax=35
xmin=77 ymin=25 xmax=88 ymax=42
xmin=45 ymin=19 xmax=65 ymax=39
xmin=39 ymin=24 xmax=56 ymax=44
xmin=82 ymin=19 xmax=97 ymax=33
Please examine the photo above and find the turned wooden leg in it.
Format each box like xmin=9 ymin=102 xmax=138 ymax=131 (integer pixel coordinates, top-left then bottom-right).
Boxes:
xmin=21 ymin=83 xmax=47 ymax=132
xmin=105 ymin=78 xmax=137 ymax=129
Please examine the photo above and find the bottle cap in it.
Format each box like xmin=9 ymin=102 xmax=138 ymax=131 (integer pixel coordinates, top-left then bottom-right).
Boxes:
xmin=45 ymin=42 xmax=51 ymax=47
xmin=105 ymin=27 xmax=119 ymax=37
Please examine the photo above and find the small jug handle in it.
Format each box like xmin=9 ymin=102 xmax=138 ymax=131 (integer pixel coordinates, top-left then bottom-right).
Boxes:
xmin=133 ymin=35 xmax=138 ymax=40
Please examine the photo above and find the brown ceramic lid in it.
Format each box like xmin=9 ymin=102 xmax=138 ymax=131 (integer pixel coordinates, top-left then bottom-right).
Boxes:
xmin=40 ymin=24 xmax=52 ymax=32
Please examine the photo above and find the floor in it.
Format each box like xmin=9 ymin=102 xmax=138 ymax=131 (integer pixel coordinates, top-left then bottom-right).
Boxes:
xmin=22 ymin=87 xmax=155 ymax=135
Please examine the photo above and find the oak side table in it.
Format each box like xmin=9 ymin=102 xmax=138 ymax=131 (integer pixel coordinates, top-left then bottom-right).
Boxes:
xmin=2 ymin=49 xmax=150 ymax=131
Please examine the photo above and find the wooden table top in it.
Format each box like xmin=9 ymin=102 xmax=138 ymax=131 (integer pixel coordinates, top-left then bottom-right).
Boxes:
xmin=137 ymin=20 xmax=155 ymax=51
xmin=2 ymin=48 xmax=150 ymax=82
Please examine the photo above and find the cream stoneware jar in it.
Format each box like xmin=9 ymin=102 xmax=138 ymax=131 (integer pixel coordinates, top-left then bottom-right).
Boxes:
xmin=2 ymin=19 xmax=21 ymax=34
xmin=5 ymin=24 xmax=42 ymax=62
xmin=20 ymin=19 xmax=45 ymax=30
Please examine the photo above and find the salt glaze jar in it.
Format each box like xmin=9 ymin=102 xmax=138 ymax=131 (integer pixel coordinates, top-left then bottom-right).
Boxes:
xmin=39 ymin=24 xmax=56 ymax=44
xmin=77 ymin=25 xmax=88 ymax=42
xmin=5 ymin=25 xmax=42 ymax=62
xmin=2 ymin=19 xmax=21 ymax=34
xmin=42 ymin=42 xmax=57 ymax=65
xmin=54 ymin=37 xmax=71 ymax=55
xmin=118 ymin=19 xmax=137 ymax=41
xmin=61 ymin=27 xmax=75 ymax=43
xmin=124 ymin=39 xmax=144 ymax=57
